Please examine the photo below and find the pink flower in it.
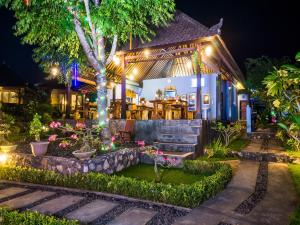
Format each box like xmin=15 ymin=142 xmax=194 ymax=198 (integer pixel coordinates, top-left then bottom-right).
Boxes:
xmin=111 ymin=136 xmax=116 ymax=142
xmin=156 ymin=150 xmax=164 ymax=155
xmin=59 ymin=141 xmax=70 ymax=149
xmin=136 ymin=140 xmax=145 ymax=147
xmin=48 ymin=134 xmax=57 ymax=142
xmin=50 ymin=121 xmax=61 ymax=128
xmin=172 ymin=157 xmax=177 ymax=163
xmin=76 ymin=122 xmax=86 ymax=129
xmin=70 ymin=134 xmax=78 ymax=140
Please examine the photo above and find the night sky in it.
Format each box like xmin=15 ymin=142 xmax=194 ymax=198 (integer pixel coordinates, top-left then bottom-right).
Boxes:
xmin=0 ymin=0 xmax=299 ymax=84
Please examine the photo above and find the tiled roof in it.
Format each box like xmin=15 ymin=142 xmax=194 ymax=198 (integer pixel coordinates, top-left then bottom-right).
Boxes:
xmin=123 ymin=11 xmax=222 ymax=51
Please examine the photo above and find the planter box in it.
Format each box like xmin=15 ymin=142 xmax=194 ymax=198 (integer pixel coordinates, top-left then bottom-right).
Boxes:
xmin=5 ymin=147 xmax=143 ymax=175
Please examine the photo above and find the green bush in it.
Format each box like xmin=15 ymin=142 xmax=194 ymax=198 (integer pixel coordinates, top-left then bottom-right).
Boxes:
xmin=183 ymin=160 xmax=223 ymax=175
xmin=0 ymin=208 xmax=78 ymax=225
xmin=206 ymin=139 xmax=229 ymax=158
xmin=0 ymin=162 xmax=232 ymax=208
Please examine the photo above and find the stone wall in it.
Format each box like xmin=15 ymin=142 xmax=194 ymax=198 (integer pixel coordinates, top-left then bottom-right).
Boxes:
xmin=5 ymin=148 xmax=142 ymax=175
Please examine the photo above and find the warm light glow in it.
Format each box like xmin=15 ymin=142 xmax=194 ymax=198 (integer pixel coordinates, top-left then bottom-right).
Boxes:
xmin=113 ymin=55 xmax=120 ymax=65
xmin=144 ymin=49 xmax=150 ymax=57
xmin=205 ymin=46 xmax=213 ymax=56
xmin=129 ymin=75 xmax=134 ymax=80
xmin=133 ymin=68 xmax=138 ymax=75
xmin=187 ymin=61 xmax=193 ymax=69
xmin=236 ymin=82 xmax=245 ymax=90
xmin=0 ymin=153 xmax=7 ymax=164
xmin=50 ymin=66 xmax=59 ymax=76
xmin=110 ymin=82 xmax=115 ymax=88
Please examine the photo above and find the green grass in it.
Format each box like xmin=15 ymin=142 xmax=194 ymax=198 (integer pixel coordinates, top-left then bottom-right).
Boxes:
xmin=287 ymin=151 xmax=300 ymax=158
xmin=116 ymin=164 xmax=207 ymax=185
xmin=228 ymin=138 xmax=251 ymax=151
xmin=288 ymin=164 xmax=300 ymax=224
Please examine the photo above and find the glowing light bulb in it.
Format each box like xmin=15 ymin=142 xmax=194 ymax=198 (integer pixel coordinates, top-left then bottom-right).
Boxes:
xmin=205 ymin=46 xmax=213 ymax=56
xmin=0 ymin=153 xmax=7 ymax=164
xmin=50 ymin=66 xmax=59 ymax=76
xmin=133 ymin=68 xmax=138 ymax=75
xmin=144 ymin=49 xmax=150 ymax=57
xmin=113 ymin=55 xmax=120 ymax=65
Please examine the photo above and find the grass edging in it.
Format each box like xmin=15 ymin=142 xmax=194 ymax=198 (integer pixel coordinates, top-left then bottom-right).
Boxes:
xmin=0 ymin=208 xmax=79 ymax=225
xmin=0 ymin=161 xmax=232 ymax=208
xmin=288 ymin=164 xmax=300 ymax=225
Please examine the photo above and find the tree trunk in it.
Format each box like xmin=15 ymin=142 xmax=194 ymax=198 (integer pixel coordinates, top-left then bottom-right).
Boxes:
xmin=65 ymin=84 xmax=72 ymax=119
xmin=96 ymin=71 xmax=107 ymax=127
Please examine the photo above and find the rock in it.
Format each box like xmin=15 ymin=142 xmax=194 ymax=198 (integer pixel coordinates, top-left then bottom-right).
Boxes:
xmin=89 ymin=163 xmax=95 ymax=170
xmin=83 ymin=165 xmax=89 ymax=173
xmin=96 ymin=164 xmax=103 ymax=171
xmin=57 ymin=165 xmax=63 ymax=173
xmin=103 ymin=160 xmax=110 ymax=170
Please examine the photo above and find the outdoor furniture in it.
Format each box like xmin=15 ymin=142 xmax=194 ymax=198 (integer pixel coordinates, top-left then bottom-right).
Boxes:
xmin=119 ymin=119 xmax=135 ymax=143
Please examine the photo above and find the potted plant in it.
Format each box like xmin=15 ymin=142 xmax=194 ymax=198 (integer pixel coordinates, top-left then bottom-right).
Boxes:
xmin=49 ymin=121 xmax=103 ymax=160
xmin=0 ymin=112 xmax=18 ymax=153
xmin=29 ymin=113 xmax=49 ymax=156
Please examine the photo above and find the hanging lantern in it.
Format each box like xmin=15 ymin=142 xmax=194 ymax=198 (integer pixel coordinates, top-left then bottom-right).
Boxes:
xmin=23 ymin=0 xmax=30 ymax=6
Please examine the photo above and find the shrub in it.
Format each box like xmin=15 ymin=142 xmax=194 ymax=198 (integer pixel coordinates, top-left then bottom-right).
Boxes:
xmin=0 ymin=208 xmax=78 ymax=225
xmin=205 ymin=139 xmax=229 ymax=158
xmin=29 ymin=113 xmax=43 ymax=142
xmin=183 ymin=160 xmax=223 ymax=175
xmin=0 ymin=162 xmax=232 ymax=208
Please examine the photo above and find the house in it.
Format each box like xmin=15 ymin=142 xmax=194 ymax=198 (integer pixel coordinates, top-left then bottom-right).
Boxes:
xmin=77 ymin=11 xmax=246 ymax=122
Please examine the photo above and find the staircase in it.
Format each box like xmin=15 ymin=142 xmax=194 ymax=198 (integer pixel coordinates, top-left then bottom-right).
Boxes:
xmin=153 ymin=120 xmax=203 ymax=159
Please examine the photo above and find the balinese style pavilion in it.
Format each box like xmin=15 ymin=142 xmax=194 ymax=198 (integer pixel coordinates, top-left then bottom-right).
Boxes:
xmin=76 ymin=11 xmax=246 ymax=122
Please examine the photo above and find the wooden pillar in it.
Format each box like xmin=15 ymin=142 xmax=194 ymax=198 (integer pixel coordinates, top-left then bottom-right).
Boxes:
xmin=196 ymin=45 xmax=203 ymax=119
xmin=121 ymin=55 xmax=127 ymax=119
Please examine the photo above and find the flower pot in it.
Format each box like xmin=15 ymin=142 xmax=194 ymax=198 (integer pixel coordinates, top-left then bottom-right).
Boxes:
xmin=30 ymin=141 xmax=49 ymax=156
xmin=72 ymin=149 xmax=96 ymax=160
xmin=0 ymin=145 xmax=17 ymax=153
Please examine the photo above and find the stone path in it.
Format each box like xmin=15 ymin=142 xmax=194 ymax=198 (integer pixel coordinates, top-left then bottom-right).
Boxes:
xmin=174 ymin=136 xmax=299 ymax=225
xmin=0 ymin=180 xmax=189 ymax=225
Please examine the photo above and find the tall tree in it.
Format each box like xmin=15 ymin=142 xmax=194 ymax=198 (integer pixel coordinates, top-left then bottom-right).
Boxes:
xmin=245 ymin=56 xmax=290 ymax=91
xmin=1 ymin=0 xmax=175 ymax=127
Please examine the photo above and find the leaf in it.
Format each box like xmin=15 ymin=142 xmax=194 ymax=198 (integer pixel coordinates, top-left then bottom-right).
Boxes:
xmin=278 ymin=123 xmax=288 ymax=131
xmin=296 ymin=52 xmax=300 ymax=62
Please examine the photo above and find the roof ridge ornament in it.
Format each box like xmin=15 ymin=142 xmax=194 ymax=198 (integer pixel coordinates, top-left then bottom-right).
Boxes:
xmin=209 ymin=18 xmax=223 ymax=35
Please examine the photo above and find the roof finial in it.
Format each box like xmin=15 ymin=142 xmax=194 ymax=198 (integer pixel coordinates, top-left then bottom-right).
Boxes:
xmin=209 ymin=18 xmax=223 ymax=35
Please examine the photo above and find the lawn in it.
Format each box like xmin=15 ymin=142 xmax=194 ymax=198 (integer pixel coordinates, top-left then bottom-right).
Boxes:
xmin=116 ymin=163 xmax=207 ymax=184
xmin=288 ymin=164 xmax=300 ymax=225
xmin=228 ymin=138 xmax=251 ymax=151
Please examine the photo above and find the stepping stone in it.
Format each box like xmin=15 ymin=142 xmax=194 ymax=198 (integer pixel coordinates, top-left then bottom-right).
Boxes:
xmin=31 ymin=195 xmax=84 ymax=215
xmin=66 ymin=199 xmax=118 ymax=223
xmin=108 ymin=208 xmax=157 ymax=225
xmin=0 ymin=187 xmax=28 ymax=199
xmin=0 ymin=190 xmax=55 ymax=209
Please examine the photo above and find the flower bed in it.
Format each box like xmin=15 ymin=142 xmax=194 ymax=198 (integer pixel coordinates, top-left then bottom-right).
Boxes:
xmin=0 ymin=208 xmax=78 ymax=225
xmin=4 ymin=147 xmax=142 ymax=175
xmin=0 ymin=160 xmax=232 ymax=208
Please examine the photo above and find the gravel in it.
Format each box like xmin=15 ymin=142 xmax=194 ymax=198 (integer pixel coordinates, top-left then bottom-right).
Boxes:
xmin=235 ymin=162 xmax=268 ymax=214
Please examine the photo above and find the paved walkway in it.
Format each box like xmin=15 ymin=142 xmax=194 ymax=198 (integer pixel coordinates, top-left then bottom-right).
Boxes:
xmin=0 ymin=181 xmax=189 ymax=225
xmin=174 ymin=135 xmax=299 ymax=225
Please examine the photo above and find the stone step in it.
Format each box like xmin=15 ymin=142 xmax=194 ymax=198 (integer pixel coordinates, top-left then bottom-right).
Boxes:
xmin=108 ymin=208 xmax=157 ymax=225
xmin=0 ymin=191 xmax=55 ymax=209
xmin=159 ymin=125 xmax=201 ymax=135
xmin=160 ymin=119 xmax=202 ymax=127
xmin=154 ymin=142 xmax=198 ymax=152
xmin=0 ymin=187 xmax=29 ymax=200
xmin=157 ymin=134 xmax=199 ymax=144
xmin=31 ymin=195 xmax=84 ymax=215
xmin=66 ymin=199 xmax=118 ymax=223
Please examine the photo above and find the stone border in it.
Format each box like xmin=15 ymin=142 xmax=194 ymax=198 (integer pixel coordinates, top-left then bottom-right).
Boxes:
xmin=229 ymin=151 xmax=294 ymax=163
xmin=235 ymin=162 xmax=268 ymax=214
xmin=5 ymin=147 xmax=144 ymax=175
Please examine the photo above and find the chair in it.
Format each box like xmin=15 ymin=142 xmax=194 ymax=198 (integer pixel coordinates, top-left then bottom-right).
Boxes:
xmin=119 ymin=119 xmax=135 ymax=143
